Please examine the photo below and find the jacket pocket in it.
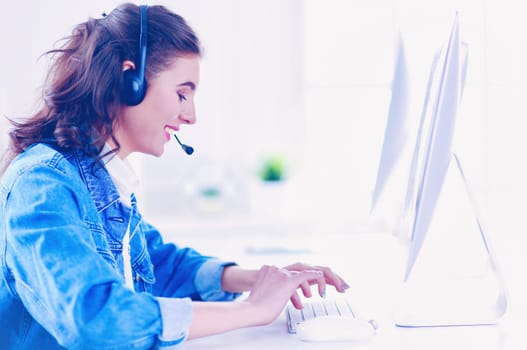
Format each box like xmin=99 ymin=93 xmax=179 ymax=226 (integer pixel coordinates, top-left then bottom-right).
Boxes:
xmin=85 ymin=220 xmax=119 ymax=270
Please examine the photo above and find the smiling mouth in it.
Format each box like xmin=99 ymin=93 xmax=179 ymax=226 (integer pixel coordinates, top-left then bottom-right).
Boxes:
xmin=165 ymin=125 xmax=179 ymax=133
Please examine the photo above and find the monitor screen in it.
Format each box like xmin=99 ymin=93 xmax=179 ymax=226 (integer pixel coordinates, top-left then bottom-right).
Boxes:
xmin=403 ymin=14 xmax=464 ymax=282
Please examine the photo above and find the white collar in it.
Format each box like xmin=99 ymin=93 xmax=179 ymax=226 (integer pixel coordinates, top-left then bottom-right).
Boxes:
xmin=100 ymin=144 xmax=139 ymax=206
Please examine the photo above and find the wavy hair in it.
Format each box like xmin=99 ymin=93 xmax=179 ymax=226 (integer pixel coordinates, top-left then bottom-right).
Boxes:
xmin=1 ymin=3 xmax=201 ymax=174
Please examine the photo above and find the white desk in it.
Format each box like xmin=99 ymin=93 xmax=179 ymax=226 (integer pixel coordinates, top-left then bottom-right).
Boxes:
xmin=161 ymin=223 xmax=524 ymax=350
xmin=185 ymin=315 xmax=507 ymax=350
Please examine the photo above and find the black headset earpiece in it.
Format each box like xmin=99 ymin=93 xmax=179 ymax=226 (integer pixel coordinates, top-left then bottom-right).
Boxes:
xmin=122 ymin=5 xmax=149 ymax=106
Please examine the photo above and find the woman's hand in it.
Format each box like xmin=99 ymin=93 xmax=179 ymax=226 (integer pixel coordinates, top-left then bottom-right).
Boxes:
xmin=221 ymin=262 xmax=350 ymax=310
xmin=245 ymin=265 xmax=324 ymax=325
xmin=282 ymin=262 xmax=350 ymax=308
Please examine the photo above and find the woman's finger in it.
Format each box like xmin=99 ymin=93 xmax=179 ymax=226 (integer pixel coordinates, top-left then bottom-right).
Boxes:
xmin=290 ymin=290 xmax=303 ymax=309
xmin=300 ymin=280 xmax=312 ymax=298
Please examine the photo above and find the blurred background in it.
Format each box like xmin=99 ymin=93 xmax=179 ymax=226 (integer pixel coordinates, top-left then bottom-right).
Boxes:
xmin=0 ymin=0 xmax=525 ymax=290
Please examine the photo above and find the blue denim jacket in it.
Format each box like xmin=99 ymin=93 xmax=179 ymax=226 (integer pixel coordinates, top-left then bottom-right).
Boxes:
xmin=0 ymin=143 xmax=239 ymax=349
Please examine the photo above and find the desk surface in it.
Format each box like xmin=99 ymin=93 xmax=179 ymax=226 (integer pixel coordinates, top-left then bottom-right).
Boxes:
xmin=162 ymin=226 xmax=524 ymax=350
xmin=185 ymin=314 xmax=509 ymax=350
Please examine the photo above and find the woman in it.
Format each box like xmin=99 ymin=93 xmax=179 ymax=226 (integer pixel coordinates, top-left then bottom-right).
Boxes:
xmin=0 ymin=3 xmax=349 ymax=349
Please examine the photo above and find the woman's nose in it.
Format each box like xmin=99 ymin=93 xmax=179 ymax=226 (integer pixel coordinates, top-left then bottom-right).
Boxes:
xmin=180 ymin=103 xmax=196 ymax=125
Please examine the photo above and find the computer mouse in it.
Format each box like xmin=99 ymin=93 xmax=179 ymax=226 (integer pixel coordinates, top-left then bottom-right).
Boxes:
xmin=296 ymin=316 xmax=377 ymax=342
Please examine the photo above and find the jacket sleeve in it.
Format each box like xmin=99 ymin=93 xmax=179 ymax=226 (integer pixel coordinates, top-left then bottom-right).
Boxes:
xmin=3 ymin=162 xmax=187 ymax=349
xmin=143 ymin=221 xmax=241 ymax=301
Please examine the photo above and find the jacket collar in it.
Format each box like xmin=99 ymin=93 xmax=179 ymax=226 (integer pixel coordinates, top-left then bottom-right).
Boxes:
xmin=72 ymin=150 xmax=120 ymax=213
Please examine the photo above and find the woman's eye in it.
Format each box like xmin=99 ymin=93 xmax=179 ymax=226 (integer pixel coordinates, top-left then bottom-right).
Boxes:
xmin=178 ymin=93 xmax=187 ymax=102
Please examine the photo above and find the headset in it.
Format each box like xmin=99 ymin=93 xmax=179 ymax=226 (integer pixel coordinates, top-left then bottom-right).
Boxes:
xmin=121 ymin=5 xmax=149 ymax=106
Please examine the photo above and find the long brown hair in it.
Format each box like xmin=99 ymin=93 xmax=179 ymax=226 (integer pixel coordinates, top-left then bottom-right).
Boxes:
xmin=1 ymin=3 xmax=201 ymax=174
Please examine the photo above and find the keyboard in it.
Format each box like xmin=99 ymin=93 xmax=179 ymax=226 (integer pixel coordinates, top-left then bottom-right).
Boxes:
xmin=286 ymin=298 xmax=356 ymax=333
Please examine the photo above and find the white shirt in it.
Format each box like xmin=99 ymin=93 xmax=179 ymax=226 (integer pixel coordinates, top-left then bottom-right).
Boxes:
xmin=101 ymin=145 xmax=140 ymax=289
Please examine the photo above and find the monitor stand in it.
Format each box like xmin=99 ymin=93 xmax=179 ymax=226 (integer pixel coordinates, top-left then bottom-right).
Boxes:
xmin=393 ymin=154 xmax=508 ymax=327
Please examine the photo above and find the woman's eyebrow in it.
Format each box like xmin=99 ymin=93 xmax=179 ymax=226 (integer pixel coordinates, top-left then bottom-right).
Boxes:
xmin=178 ymin=81 xmax=196 ymax=90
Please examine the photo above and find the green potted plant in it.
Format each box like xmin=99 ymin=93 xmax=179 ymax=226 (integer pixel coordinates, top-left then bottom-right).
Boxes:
xmin=258 ymin=155 xmax=287 ymax=182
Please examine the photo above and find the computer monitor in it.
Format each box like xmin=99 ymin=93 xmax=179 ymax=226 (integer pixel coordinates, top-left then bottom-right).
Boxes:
xmin=392 ymin=13 xmax=507 ymax=327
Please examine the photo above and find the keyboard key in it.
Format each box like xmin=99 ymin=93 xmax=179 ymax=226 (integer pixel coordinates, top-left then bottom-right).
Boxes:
xmin=287 ymin=307 xmax=303 ymax=324
xmin=311 ymin=301 xmax=327 ymax=317
xmin=302 ymin=303 xmax=315 ymax=320
xmin=324 ymin=300 xmax=340 ymax=315
xmin=335 ymin=299 xmax=355 ymax=317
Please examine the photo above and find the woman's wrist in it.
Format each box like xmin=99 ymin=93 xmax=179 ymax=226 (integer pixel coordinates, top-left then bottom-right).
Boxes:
xmin=221 ymin=266 xmax=259 ymax=293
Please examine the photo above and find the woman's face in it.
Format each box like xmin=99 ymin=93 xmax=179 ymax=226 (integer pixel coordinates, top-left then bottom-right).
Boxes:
xmin=113 ymin=55 xmax=200 ymax=158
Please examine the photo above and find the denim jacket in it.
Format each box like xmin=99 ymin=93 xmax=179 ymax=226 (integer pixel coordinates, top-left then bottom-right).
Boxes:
xmin=0 ymin=143 xmax=239 ymax=349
